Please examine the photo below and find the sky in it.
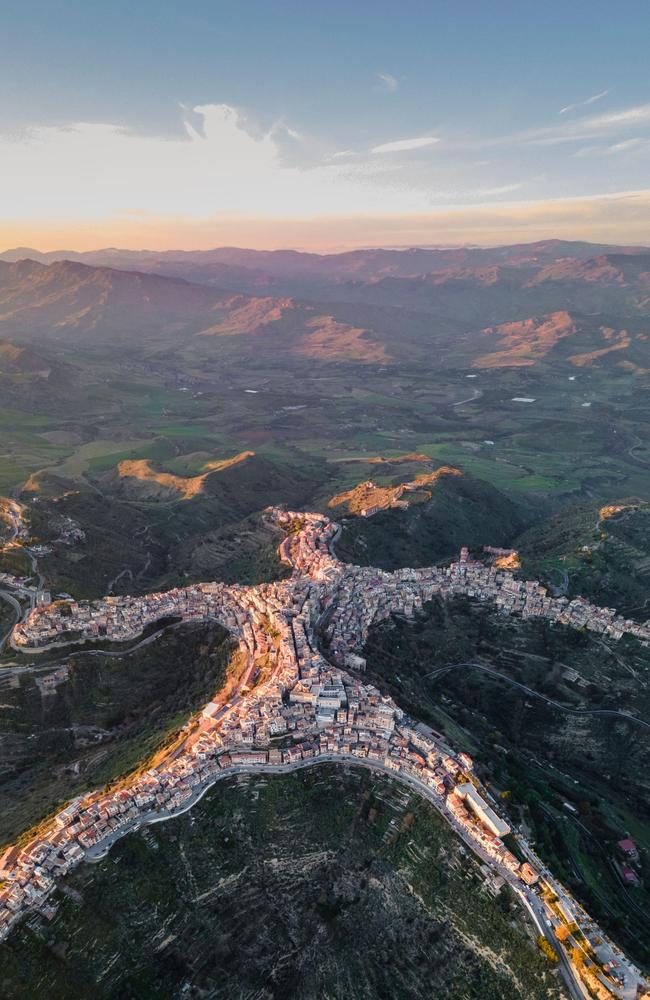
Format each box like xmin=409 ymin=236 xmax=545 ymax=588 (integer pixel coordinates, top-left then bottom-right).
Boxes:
xmin=1 ymin=0 xmax=650 ymax=251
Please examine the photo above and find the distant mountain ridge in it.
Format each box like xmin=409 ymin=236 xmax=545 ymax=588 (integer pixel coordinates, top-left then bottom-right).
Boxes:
xmin=1 ymin=240 xmax=648 ymax=303
xmin=2 ymin=239 xmax=648 ymax=274
xmin=0 ymin=258 xmax=385 ymax=361
xmin=0 ymin=244 xmax=649 ymax=370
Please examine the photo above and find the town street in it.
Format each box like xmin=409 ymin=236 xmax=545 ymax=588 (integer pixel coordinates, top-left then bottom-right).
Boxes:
xmin=1 ymin=508 xmax=647 ymax=1000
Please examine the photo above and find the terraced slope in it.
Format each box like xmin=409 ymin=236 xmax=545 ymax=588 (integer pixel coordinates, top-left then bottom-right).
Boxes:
xmin=0 ymin=768 xmax=566 ymax=1000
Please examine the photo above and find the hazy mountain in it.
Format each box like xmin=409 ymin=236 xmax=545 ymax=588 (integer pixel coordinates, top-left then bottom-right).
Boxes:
xmin=1 ymin=240 xmax=648 ymax=300
xmin=0 ymin=259 xmax=233 ymax=342
xmin=0 ymin=339 xmax=52 ymax=375
xmin=0 ymin=250 xmax=649 ymax=371
xmin=0 ymin=259 xmax=385 ymax=361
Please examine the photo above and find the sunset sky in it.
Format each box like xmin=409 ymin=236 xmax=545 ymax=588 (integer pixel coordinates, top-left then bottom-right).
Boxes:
xmin=2 ymin=0 xmax=650 ymax=250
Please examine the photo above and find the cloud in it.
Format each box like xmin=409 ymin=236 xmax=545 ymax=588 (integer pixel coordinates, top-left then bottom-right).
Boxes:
xmin=572 ymin=136 xmax=650 ymax=158
xmin=377 ymin=72 xmax=399 ymax=93
xmin=570 ymin=145 xmax=601 ymax=158
xmin=606 ymin=137 xmax=648 ymax=154
xmin=1 ymin=100 xmax=648 ymax=254
xmin=282 ymin=125 xmax=302 ymax=140
xmin=470 ymin=183 xmax=524 ymax=197
xmin=0 ymin=105 xmax=454 ymax=223
xmin=520 ymin=101 xmax=650 ymax=146
xmin=559 ymin=89 xmax=609 ymax=115
xmin=586 ymin=103 xmax=650 ymax=129
xmin=371 ymin=135 xmax=439 ymax=154
xmin=440 ymin=101 xmax=650 ymax=153
xmin=4 ymin=189 xmax=650 ymax=254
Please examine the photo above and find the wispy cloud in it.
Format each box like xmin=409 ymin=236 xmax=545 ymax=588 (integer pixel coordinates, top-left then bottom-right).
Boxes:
xmin=522 ymin=102 xmax=650 ymax=146
xmin=559 ymin=89 xmax=609 ymax=115
xmin=376 ymin=72 xmax=399 ymax=93
xmin=586 ymin=103 xmax=650 ymax=129
xmin=470 ymin=183 xmax=523 ymax=197
xmin=574 ymin=137 xmax=650 ymax=158
xmin=404 ymin=101 xmax=650 ymax=156
xmin=371 ymin=135 xmax=439 ymax=154
xmin=606 ymin=137 xmax=648 ymax=154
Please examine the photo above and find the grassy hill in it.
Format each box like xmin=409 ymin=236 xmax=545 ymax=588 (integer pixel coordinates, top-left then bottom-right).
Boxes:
xmin=515 ymin=499 xmax=650 ymax=616
xmin=336 ymin=471 xmax=536 ymax=569
xmin=363 ymin=598 xmax=650 ymax=968
xmin=0 ymin=621 xmax=235 ymax=847
xmin=20 ymin=449 xmax=321 ymax=600
xmin=0 ymin=767 xmax=566 ymax=1000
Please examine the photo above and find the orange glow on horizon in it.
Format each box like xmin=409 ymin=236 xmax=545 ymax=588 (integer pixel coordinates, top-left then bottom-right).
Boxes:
xmin=2 ymin=191 xmax=650 ymax=254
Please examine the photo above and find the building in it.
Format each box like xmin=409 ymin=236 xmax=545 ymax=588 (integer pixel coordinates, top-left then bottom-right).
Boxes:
xmin=455 ymin=783 xmax=511 ymax=838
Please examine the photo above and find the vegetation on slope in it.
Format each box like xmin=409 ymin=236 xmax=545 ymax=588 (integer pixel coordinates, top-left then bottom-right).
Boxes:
xmin=336 ymin=472 xmax=535 ymax=569
xmin=515 ymin=500 xmax=650 ymax=617
xmin=0 ymin=621 xmax=235 ymax=846
xmin=363 ymin=598 xmax=650 ymax=966
xmin=0 ymin=768 xmax=566 ymax=1000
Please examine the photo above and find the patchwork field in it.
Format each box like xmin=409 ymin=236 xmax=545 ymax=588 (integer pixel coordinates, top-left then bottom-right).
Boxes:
xmin=2 ymin=241 xmax=650 ymax=991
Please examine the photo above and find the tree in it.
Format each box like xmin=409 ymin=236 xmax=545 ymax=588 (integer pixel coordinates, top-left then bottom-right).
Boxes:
xmin=537 ymin=936 xmax=559 ymax=963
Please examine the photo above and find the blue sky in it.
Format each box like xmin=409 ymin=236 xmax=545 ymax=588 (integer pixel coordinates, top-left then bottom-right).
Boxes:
xmin=2 ymin=1 xmax=650 ymax=249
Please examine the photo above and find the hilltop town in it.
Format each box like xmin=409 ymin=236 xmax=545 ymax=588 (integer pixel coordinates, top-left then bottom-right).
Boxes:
xmin=1 ymin=509 xmax=649 ymax=1000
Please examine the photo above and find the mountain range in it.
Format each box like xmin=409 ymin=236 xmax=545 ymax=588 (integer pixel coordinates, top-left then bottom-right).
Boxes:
xmin=0 ymin=241 xmax=649 ymax=369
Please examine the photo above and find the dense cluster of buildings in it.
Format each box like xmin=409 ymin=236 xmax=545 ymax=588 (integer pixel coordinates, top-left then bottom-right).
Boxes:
xmin=1 ymin=507 xmax=648 ymax=998
xmin=14 ymin=521 xmax=650 ymax=653
xmin=15 ymin=500 xmax=650 ymax=655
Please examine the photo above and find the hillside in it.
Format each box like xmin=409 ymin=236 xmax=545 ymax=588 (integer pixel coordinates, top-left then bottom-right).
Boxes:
xmin=336 ymin=471 xmax=534 ymax=570
xmin=2 ymin=239 xmax=647 ymax=285
xmin=17 ymin=450 xmax=320 ymax=599
xmin=329 ymin=465 xmax=462 ymax=515
xmin=1 ymin=250 xmax=650 ymax=372
xmin=528 ymin=253 xmax=650 ymax=288
xmin=0 ymin=340 xmax=51 ymax=376
xmin=100 ymin=450 xmax=320 ymax=519
xmin=0 ymin=259 xmax=226 ymax=342
xmin=327 ymin=258 xmax=650 ymax=327
xmin=0 ymin=767 xmax=566 ymax=1000
xmin=514 ymin=498 xmax=650 ymax=616
xmin=104 ymin=451 xmax=257 ymax=502
xmin=0 ymin=259 xmax=394 ymax=363
xmin=363 ymin=599 xmax=650 ymax=968
xmin=471 ymin=311 xmax=649 ymax=370
xmin=0 ymin=622 xmax=235 ymax=846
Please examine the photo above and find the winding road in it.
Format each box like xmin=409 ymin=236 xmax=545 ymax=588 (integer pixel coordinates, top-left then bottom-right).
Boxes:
xmin=424 ymin=661 xmax=650 ymax=730
xmin=0 ymin=590 xmax=22 ymax=653
xmin=83 ymin=753 xmax=588 ymax=1000
xmin=451 ymin=387 xmax=482 ymax=407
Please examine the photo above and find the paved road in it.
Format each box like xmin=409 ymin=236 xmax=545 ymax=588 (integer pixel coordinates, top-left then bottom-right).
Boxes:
xmin=7 ymin=615 xmax=197 ymax=659
xmin=425 ymin=661 xmax=650 ymax=729
xmin=0 ymin=590 xmax=22 ymax=653
xmin=82 ymin=753 xmax=585 ymax=1000
xmin=452 ymin=388 xmax=482 ymax=407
